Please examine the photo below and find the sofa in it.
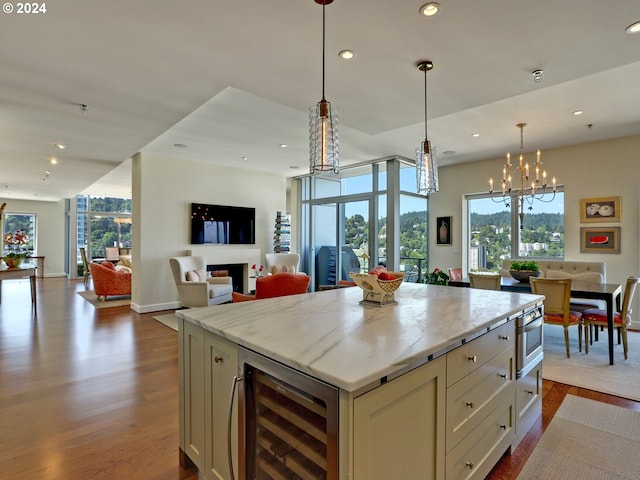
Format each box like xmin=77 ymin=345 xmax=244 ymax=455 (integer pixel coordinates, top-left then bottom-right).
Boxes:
xmin=89 ymin=261 xmax=132 ymax=300
xmin=501 ymin=259 xmax=606 ymax=310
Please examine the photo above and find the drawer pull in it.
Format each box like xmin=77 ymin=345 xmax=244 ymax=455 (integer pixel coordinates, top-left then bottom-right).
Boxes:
xmin=465 ymin=401 xmax=474 ymax=408
xmin=214 ymin=356 xmax=224 ymax=363
xmin=465 ymin=461 xmax=474 ymax=470
xmin=499 ymin=335 xmax=510 ymax=341
xmin=468 ymin=355 xmax=477 ymax=363
xmin=499 ymin=373 xmax=507 ymax=379
xmin=526 ymin=390 xmax=535 ymax=396
xmin=499 ymin=424 xmax=507 ymax=430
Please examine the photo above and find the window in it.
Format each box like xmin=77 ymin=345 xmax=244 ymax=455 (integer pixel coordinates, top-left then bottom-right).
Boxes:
xmin=467 ymin=190 xmax=564 ymax=272
xmin=2 ymin=212 xmax=36 ymax=256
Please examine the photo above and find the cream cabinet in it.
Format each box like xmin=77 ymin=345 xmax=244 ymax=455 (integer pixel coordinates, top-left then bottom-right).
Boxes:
xmin=445 ymin=320 xmax=515 ymax=480
xmin=179 ymin=319 xmax=238 ymax=480
xmin=514 ymin=357 xmax=542 ymax=447
xmin=352 ymin=355 xmax=446 ymax=480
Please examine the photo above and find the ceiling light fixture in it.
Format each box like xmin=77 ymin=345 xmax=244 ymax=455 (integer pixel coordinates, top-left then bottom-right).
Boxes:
xmin=338 ymin=50 xmax=355 ymax=60
xmin=625 ymin=21 xmax=640 ymax=34
xmin=573 ymin=110 xmax=584 ymax=116
xmin=50 ymin=158 xmax=58 ymax=165
xmin=416 ymin=60 xmax=438 ymax=195
xmin=472 ymin=133 xmax=480 ymax=137
xmin=54 ymin=143 xmax=66 ymax=150
xmin=489 ymin=123 xmax=557 ymax=228
xmin=419 ymin=2 xmax=440 ymax=16
xmin=309 ymin=0 xmax=339 ymax=174
xmin=532 ymin=69 xmax=544 ymax=83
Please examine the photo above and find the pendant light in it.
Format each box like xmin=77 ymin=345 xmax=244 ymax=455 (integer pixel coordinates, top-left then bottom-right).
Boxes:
xmin=309 ymin=0 xmax=339 ymax=174
xmin=416 ymin=60 xmax=439 ymax=194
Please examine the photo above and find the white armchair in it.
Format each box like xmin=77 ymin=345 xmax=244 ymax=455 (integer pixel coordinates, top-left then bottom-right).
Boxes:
xmin=169 ymin=256 xmax=233 ymax=307
xmin=264 ymin=253 xmax=302 ymax=275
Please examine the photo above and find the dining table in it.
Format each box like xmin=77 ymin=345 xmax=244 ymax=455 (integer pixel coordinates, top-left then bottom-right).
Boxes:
xmin=449 ymin=276 xmax=623 ymax=365
xmin=0 ymin=263 xmax=38 ymax=313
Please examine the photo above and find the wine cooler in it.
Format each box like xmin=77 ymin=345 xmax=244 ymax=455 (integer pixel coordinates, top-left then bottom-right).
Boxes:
xmin=237 ymin=347 xmax=339 ymax=480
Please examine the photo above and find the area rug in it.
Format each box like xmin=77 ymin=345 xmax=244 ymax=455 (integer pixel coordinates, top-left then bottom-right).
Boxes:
xmin=77 ymin=290 xmax=131 ymax=309
xmin=516 ymin=394 xmax=640 ymax=479
xmin=543 ymin=326 xmax=640 ymax=401
xmin=152 ymin=313 xmax=179 ymax=331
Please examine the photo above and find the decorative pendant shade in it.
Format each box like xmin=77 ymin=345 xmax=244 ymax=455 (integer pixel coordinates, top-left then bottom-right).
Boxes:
xmin=309 ymin=0 xmax=339 ymax=174
xmin=416 ymin=60 xmax=438 ymax=194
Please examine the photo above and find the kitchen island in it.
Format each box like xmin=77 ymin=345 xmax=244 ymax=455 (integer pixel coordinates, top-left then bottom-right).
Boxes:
xmin=178 ymin=283 xmax=543 ymax=480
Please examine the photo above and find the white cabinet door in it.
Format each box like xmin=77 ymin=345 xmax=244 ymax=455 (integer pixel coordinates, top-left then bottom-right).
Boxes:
xmin=204 ymin=332 xmax=238 ymax=480
xmin=353 ymin=356 xmax=446 ymax=480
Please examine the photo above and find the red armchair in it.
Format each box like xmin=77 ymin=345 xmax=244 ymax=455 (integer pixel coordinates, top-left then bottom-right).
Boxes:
xmin=232 ymin=273 xmax=310 ymax=302
xmin=89 ymin=261 xmax=132 ymax=300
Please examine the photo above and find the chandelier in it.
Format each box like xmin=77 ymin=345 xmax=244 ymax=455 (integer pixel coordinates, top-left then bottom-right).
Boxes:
xmin=416 ymin=60 xmax=439 ymax=195
xmin=309 ymin=0 xmax=339 ymax=174
xmin=489 ymin=123 xmax=557 ymax=228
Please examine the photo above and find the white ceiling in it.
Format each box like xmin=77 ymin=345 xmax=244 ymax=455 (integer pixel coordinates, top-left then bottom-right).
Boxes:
xmin=1 ymin=0 xmax=639 ymax=202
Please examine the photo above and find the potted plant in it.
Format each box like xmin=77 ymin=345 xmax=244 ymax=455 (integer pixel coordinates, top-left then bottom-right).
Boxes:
xmin=509 ymin=260 xmax=541 ymax=283
xmin=425 ymin=267 xmax=449 ymax=286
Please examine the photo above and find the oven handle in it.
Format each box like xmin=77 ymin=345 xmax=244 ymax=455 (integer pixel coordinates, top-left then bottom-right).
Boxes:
xmin=525 ymin=316 xmax=544 ymax=331
xmin=228 ymin=375 xmax=243 ymax=480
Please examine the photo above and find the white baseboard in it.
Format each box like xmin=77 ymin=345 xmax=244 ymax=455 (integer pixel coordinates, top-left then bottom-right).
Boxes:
xmin=131 ymin=300 xmax=180 ymax=314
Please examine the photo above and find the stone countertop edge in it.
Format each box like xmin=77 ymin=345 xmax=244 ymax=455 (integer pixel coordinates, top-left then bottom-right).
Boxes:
xmin=177 ymin=283 xmax=542 ymax=393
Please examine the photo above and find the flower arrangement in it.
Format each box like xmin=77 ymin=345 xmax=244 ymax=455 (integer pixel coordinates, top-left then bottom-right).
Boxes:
xmin=425 ymin=267 xmax=449 ymax=286
xmin=3 ymin=229 xmax=31 ymax=268
xmin=251 ymin=264 xmax=264 ymax=278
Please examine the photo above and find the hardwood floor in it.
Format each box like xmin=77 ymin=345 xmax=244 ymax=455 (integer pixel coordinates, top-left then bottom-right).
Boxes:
xmin=1 ymin=276 xmax=639 ymax=479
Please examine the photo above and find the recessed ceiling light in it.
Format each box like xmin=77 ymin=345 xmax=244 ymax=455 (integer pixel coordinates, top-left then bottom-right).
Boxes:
xmin=54 ymin=143 xmax=66 ymax=150
xmin=442 ymin=150 xmax=456 ymax=155
xmin=173 ymin=143 xmax=188 ymax=149
xmin=280 ymin=144 xmax=288 ymax=148
xmin=338 ymin=50 xmax=355 ymax=60
xmin=241 ymin=156 xmax=248 ymax=161
xmin=625 ymin=21 xmax=640 ymax=34
xmin=573 ymin=110 xmax=584 ymax=116
xmin=289 ymin=166 xmax=300 ymax=169
xmin=50 ymin=158 xmax=58 ymax=164
xmin=471 ymin=133 xmax=480 ymax=137
xmin=419 ymin=3 xmax=439 ymax=16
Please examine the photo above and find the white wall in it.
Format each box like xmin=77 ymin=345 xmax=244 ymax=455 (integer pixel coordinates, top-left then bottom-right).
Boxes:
xmin=429 ymin=133 xmax=640 ymax=320
xmin=131 ymin=153 xmax=286 ymax=312
xmin=1 ymin=198 xmax=66 ymax=276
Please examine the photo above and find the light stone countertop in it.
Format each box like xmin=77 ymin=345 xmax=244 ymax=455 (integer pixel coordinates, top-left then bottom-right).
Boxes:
xmin=177 ymin=283 xmax=542 ymax=392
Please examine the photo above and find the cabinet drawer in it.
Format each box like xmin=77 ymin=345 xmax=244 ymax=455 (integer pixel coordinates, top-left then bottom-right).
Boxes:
xmin=447 ymin=321 xmax=514 ymax=387
xmin=445 ymin=401 xmax=514 ymax=480
xmin=446 ymin=348 xmax=513 ymax=452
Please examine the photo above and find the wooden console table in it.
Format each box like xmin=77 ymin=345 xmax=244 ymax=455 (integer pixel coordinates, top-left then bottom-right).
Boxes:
xmin=0 ymin=264 xmax=37 ymax=313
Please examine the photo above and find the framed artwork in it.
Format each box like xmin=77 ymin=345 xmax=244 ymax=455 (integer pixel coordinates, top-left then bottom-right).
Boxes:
xmin=580 ymin=227 xmax=620 ymax=254
xmin=436 ymin=216 xmax=451 ymax=245
xmin=580 ymin=196 xmax=621 ymax=223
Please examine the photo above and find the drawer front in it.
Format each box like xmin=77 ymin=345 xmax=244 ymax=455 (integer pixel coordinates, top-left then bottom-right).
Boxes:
xmin=445 ymin=401 xmax=514 ymax=480
xmin=447 ymin=321 xmax=514 ymax=387
xmin=446 ymin=349 xmax=514 ymax=452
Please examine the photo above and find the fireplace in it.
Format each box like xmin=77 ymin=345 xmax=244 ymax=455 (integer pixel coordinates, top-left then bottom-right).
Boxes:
xmin=208 ymin=263 xmax=245 ymax=293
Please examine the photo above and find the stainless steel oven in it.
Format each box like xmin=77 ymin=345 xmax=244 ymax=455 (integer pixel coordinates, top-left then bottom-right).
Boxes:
xmin=236 ymin=346 xmax=339 ymax=480
xmin=516 ymin=303 xmax=544 ymax=378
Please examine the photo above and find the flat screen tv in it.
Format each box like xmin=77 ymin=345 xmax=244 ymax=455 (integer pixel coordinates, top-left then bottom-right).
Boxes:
xmin=191 ymin=203 xmax=255 ymax=245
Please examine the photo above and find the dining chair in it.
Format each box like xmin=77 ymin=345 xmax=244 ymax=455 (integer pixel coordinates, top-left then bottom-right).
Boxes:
xmin=104 ymin=247 xmax=119 ymax=262
xmin=530 ymin=277 xmax=583 ymax=358
xmin=80 ymin=247 xmax=91 ymax=285
xmin=469 ymin=272 xmax=501 ymax=290
xmin=582 ymin=276 xmax=640 ymax=359
xmin=448 ymin=267 xmax=463 ymax=282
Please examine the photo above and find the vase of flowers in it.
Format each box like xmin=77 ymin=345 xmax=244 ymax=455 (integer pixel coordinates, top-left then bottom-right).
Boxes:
xmin=251 ymin=264 xmax=264 ymax=278
xmin=426 ymin=267 xmax=449 ymax=286
xmin=3 ymin=229 xmax=31 ymax=269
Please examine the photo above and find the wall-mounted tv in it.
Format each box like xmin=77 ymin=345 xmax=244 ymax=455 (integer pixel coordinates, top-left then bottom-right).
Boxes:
xmin=190 ymin=203 xmax=255 ymax=245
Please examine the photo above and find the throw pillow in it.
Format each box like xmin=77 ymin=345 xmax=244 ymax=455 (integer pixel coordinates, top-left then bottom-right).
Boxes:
xmin=118 ymin=255 xmax=132 ymax=267
xmin=102 ymin=261 xmax=116 ymax=270
xmin=271 ymin=265 xmax=296 ymax=275
xmin=545 ymin=269 xmax=603 ymax=283
xmin=185 ymin=269 xmax=206 ymax=282
xmin=115 ymin=265 xmax=132 ymax=273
